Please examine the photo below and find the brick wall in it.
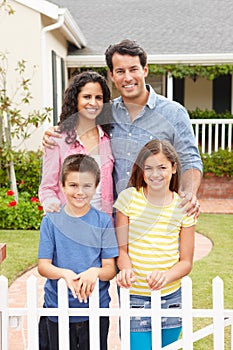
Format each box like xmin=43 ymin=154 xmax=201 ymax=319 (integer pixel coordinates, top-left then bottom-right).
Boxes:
xmin=198 ymin=175 xmax=233 ymax=199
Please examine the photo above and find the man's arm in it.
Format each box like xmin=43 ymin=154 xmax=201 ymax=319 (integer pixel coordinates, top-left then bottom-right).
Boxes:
xmin=179 ymin=168 xmax=202 ymax=217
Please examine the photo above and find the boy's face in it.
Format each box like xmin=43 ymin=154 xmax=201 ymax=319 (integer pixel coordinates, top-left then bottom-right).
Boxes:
xmin=62 ymin=171 xmax=97 ymax=215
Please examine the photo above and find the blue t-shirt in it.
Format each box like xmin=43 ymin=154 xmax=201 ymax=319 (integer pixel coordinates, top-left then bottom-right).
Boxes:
xmin=38 ymin=206 xmax=118 ymax=322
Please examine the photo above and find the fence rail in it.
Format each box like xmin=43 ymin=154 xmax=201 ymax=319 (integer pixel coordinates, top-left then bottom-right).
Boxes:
xmin=191 ymin=118 xmax=233 ymax=154
xmin=0 ymin=275 xmax=232 ymax=349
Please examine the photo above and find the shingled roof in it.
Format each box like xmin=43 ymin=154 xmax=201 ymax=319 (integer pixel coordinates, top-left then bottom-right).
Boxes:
xmin=50 ymin=0 xmax=233 ymax=57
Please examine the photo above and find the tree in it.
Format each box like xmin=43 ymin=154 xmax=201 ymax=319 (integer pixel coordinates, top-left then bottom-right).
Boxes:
xmin=0 ymin=52 xmax=51 ymax=201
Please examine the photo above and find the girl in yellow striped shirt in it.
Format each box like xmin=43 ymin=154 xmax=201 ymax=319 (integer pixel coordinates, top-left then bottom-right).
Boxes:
xmin=114 ymin=139 xmax=196 ymax=349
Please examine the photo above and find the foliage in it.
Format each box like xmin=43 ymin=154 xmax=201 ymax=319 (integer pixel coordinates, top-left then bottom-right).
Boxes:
xmin=201 ymin=148 xmax=233 ymax=177
xmin=0 ymin=52 xmax=51 ymax=198
xmin=148 ymin=63 xmax=233 ymax=80
xmin=189 ymin=108 xmax=233 ymax=119
xmin=0 ymin=0 xmax=15 ymax=15
xmin=0 ymin=149 xmax=43 ymax=196
xmin=0 ymin=189 xmax=43 ymax=230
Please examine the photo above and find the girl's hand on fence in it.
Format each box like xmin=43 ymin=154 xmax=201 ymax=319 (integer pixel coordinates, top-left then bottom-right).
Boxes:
xmin=73 ymin=268 xmax=100 ymax=303
xmin=116 ymin=269 xmax=136 ymax=288
xmin=146 ymin=270 xmax=168 ymax=290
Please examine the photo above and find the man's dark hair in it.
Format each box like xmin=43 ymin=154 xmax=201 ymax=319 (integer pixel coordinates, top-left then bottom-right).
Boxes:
xmin=105 ymin=39 xmax=147 ymax=72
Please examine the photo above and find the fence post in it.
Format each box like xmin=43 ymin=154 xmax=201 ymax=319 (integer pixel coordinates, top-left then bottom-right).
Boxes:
xmin=0 ymin=276 xmax=9 ymax=350
xmin=182 ymin=276 xmax=193 ymax=349
xmin=213 ymin=277 xmax=224 ymax=350
xmin=120 ymin=287 xmax=130 ymax=349
xmin=151 ymin=290 xmax=162 ymax=349
xmin=89 ymin=280 xmax=100 ymax=350
xmin=27 ymin=275 xmax=39 ymax=350
xmin=58 ymin=279 xmax=70 ymax=349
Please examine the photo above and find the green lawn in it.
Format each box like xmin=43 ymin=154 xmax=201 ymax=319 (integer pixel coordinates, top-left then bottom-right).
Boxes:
xmin=0 ymin=214 xmax=232 ymax=348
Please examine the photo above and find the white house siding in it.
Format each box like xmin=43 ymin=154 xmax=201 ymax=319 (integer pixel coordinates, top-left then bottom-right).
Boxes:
xmin=0 ymin=1 xmax=68 ymax=151
xmin=185 ymin=77 xmax=212 ymax=111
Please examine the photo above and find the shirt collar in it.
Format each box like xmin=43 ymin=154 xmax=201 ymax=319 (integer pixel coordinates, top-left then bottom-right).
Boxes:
xmin=113 ymin=84 xmax=157 ymax=110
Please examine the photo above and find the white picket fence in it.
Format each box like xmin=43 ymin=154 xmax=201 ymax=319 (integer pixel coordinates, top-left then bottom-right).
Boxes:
xmin=191 ymin=119 xmax=233 ymax=154
xmin=0 ymin=275 xmax=232 ymax=350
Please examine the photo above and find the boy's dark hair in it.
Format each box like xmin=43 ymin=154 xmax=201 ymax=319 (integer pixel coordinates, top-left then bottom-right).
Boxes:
xmin=105 ymin=39 xmax=147 ymax=72
xmin=129 ymin=139 xmax=181 ymax=193
xmin=61 ymin=154 xmax=100 ymax=187
xmin=58 ymin=71 xmax=113 ymax=143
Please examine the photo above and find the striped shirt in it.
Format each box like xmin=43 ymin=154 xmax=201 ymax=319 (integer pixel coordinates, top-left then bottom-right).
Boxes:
xmin=114 ymin=187 xmax=195 ymax=296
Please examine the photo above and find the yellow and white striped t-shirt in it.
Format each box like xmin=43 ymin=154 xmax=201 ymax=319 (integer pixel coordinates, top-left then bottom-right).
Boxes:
xmin=114 ymin=187 xmax=196 ymax=296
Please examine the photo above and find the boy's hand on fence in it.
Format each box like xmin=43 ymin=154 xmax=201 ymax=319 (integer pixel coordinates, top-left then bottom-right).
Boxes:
xmin=73 ymin=268 xmax=100 ymax=303
xmin=146 ymin=270 xmax=168 ymax=290
xmin=61 ymin=269 xmax=79 ymax=299
xmin=116 ymin=269 xmax=136 ymax=288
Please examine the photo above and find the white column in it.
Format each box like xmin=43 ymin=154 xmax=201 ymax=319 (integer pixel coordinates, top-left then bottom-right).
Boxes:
xmin=167 ymin=73 xmax=173 ymax=101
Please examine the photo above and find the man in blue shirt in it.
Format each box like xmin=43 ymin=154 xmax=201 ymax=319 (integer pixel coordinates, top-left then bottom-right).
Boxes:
xmin=105 ymin=39 xmax=202 ymax=216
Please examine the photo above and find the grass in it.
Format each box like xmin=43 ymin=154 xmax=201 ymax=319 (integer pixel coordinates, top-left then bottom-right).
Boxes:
xmin=0 ymin=230 xmax=40 ymax=285
xmin=0 ymin=214 xmax=232 ymax=348
xmin=190 ymin=213 xmax=233 ymax=349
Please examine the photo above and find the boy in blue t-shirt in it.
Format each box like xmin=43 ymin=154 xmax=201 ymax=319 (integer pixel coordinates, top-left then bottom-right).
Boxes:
xmin=38 ymin=154 xmax=118 ymax=350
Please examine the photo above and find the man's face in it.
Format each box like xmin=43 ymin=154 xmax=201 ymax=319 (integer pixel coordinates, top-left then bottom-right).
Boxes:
xmin=109 ymin=53 xmax=148 ymax=102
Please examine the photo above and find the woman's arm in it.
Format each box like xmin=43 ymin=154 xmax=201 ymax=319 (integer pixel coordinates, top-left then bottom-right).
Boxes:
xmin=147 ymin=225 xmax=195 ymax=290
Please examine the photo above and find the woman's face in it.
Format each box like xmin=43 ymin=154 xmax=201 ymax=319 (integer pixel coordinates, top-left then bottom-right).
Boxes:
xmin=77 ymin=82 xmax=104 ymax=121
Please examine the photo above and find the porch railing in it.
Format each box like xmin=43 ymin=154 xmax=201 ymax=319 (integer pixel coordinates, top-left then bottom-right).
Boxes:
xmin=191 ymin=118 xmax=233 ymax=154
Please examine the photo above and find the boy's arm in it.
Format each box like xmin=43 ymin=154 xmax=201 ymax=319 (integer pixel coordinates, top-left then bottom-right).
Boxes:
xmin=38 ymin=258 xmax=78 ymax=298
xmin=74 ymin=258 xmax=116 ymax=303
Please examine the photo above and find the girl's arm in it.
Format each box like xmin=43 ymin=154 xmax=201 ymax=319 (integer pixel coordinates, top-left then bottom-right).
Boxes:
xmin=115 ymin=210 xmax=136 ymax=288
xmin=38 ymin=258 xmax=78 ymax=298
xmin=147 ymin=225 xmax=195 ymax=290
xmin=73 ymin=258 xmax=116 ymax=303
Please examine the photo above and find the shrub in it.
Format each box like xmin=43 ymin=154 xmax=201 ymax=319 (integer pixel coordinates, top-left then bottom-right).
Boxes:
xmin=201 ymin=148 xmax=233 ymax=177
xmin=0 ymin=189 xmax=43 ymax=230
xmin=0 ymin=150 xmax=43 ymax=196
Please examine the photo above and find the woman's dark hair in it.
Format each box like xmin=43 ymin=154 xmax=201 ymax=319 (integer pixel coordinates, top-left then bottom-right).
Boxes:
xmin=58 ymin=71 xmax=113 ymax=144
xmin=129 ymin=139 xmax=181 ymax=193
xmin=105 ymin=39 xmax=147 ymax=72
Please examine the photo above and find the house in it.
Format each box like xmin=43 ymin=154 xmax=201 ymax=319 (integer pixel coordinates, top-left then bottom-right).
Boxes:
xmin=1 ymin=0 xmax=233 ymax=150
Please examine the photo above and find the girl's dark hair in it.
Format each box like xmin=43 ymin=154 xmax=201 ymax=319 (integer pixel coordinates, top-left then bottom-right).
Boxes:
xmin=61 ymin=154 xmax=100 ymax=187
xmin=58 ymin=71 xmax=113 ymax=144
xmin=105 ymin=39 xmax=147 ymax=72
xmin=129 ymin=139 xmax=181 ymax=193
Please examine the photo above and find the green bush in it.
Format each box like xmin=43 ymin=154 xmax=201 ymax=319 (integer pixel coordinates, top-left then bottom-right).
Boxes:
xmin=0 ymin=189 xmax=43 ymax=230
xmin=189 ymin=108 xmax=233 ymax=119
xmin=201 ymin=148 xmax=233 ymax=177
xmin=0 ymin=150 xmax=43 ymax=196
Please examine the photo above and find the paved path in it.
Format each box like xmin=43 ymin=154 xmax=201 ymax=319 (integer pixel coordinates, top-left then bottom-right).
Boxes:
xmin=7 ymin=198 xmax=233 ymax=349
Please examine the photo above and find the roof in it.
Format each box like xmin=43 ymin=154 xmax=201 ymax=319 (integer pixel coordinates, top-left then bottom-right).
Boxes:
xmin=49 ymin=0 xmax=233 ymax=59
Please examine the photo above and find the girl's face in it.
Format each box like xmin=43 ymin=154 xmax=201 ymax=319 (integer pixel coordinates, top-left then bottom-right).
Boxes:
xmin=77 ymin=82 xmax=104 ymax=121
xmin=143 ymin=152 xmax=176 ymax=192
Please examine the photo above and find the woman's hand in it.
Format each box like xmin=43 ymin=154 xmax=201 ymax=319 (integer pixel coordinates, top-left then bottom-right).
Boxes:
xmin=42 ymin=126 xmax=62 ymax=149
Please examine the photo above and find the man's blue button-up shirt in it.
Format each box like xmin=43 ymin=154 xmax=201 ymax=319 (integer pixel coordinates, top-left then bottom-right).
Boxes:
xmin=109 ymin=85 xmax=203 ymax=195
